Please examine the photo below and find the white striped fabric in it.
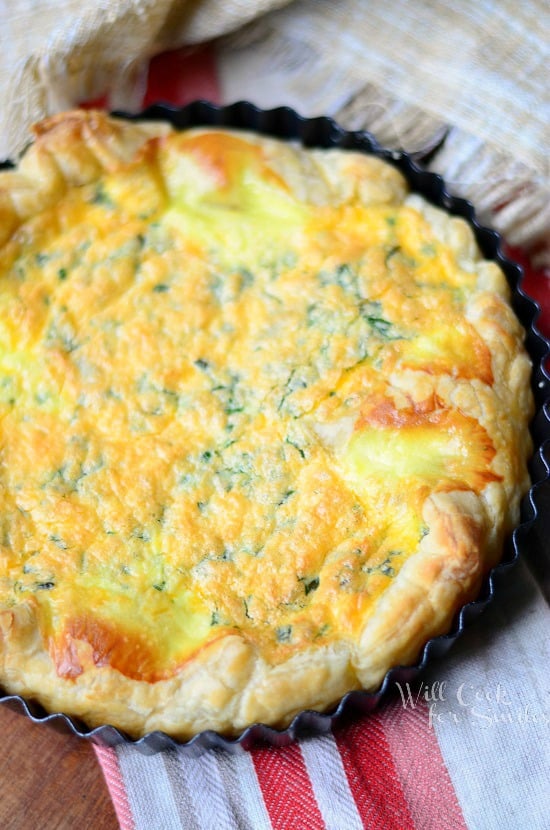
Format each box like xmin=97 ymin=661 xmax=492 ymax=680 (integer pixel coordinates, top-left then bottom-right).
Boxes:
xmin=176 ymin=749 xmax=272 ymax=830
xmin=208 ymin=750 xmax=273 ymax=830
xmin=117 ymin=744 xmax=274 ymax=830
xmin=300 ymin=734 xmax=364 ymax=830
xmin=118 ymin=750 xmax=184 ymax=830
xmin=427 ymin=558 xmax=550 ymax=830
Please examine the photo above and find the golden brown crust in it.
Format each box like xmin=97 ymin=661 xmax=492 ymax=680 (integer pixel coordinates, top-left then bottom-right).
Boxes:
xmin=0 ymin=111 xmax=533 ymax=738
xmin=0 ymin=112 xmax=170 ymax=253
xmin=355 ymin=491 xmax=487 ymax=688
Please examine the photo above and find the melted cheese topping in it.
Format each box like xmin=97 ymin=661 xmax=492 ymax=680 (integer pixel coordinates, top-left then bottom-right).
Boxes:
xmin=0 ymin=129 xmax=504 ymax=683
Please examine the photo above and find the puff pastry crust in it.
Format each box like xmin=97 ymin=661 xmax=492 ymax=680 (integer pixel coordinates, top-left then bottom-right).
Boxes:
xmin=0 ymin=111 xmax=533 ymax=738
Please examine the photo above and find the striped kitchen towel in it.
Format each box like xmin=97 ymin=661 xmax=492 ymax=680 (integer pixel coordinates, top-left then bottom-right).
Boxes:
xmin=94 ymin=700 xmax=467 ymax=830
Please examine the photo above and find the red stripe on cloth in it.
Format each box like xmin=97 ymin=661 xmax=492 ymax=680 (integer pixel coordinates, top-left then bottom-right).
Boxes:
xmin=253 ymin=742 xmax=325 ymax=830
xmin=383 ymin=697 xmax=468 ymax=830
xmin=93 ymin=744 xmax=135 ymax=830
xmin=507 ymin=246 xmax=550 ymax=341
xmin=334 ymin=708 xmax=415 ymax=830
xmin=80 ymin=96 xmax=108 ymax=110
xmin=143 ymin=44 xmax=221 ymax=108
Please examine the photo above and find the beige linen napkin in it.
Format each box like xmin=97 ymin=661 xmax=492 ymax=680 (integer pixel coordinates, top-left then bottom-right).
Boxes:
xmin=0 ymin=0 xmax=292 ymax=156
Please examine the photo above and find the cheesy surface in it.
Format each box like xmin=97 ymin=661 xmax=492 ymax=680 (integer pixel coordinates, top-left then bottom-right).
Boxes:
xmin=0 ymin=112 xmax=533 ymax=737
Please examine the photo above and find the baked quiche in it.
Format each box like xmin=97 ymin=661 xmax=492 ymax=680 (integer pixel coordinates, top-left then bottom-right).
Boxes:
xmin=0 ymin=111 xmax=533 ymax=739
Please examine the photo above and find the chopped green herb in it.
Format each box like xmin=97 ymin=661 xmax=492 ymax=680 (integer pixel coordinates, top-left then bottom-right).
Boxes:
xmin=277 ymin=489 xmax=296 ymax=506
xmin=362 ymin=550 xmax=402 ymax=578
xmin=367 ymin=316 xmax=394 ymax=337
xmin=380 ymin=563 xmax=396 ymax=577
xmin=317 ymin=263 xmax=360 ymax=298
xmin=91 ymin=184 xmax=115 ymax=208
xmin=132 ymin=527 xmax=151 ymax=542
xmin=284 ymin=436 xmax=306 ymax=459
xmin=278 ymin=369 xmax=307 ymax=412
xmin=212 ymin=373 xmax=245 ymax=417
xmin=235 ymin=267 xmax=255 ymax=291
xmin=302 ymin=576 xmax=319 ymax=595
xmin=46 ymin=320 xmax=80 ymax=354
xmin=384 ymin=245 xmax=401 ymax=264
xmin=357 ymin=301 xmax=402 ymax=340
xmin=276 ymin=625 xmax=292 ymax=643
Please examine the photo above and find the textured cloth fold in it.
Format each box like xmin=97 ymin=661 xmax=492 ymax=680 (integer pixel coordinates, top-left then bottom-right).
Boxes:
xmin=0 ymin=0 xmax=292 ymax=157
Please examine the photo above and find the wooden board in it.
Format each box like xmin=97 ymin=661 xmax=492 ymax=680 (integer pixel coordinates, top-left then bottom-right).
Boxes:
xmin=0 ymin=705 xmax=118 ymax=829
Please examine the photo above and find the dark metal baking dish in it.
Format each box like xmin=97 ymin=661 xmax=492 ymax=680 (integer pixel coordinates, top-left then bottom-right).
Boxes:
xmin=1 ymin=101 xmax=548 ymax=755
